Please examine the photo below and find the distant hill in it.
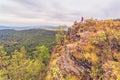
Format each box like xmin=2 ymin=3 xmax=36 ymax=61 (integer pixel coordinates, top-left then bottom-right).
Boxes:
xmin=0 ymin=26 xmax=57 ymax=30
xmin=0 ymin=29 xmax=56 ymax=53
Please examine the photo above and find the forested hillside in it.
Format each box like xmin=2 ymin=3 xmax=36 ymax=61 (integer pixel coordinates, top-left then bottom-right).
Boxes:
xmin=0 ymin=19 xmax=120 ymax=80
xmin=0 ymin=29 xmax=56 ymax=53
xmin=0 ymin=28 xmax=56 ymax=80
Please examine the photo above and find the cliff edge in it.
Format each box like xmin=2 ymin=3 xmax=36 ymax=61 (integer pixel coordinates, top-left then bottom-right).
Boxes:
xmin=46 ymin=19 xmax=120 ymax=80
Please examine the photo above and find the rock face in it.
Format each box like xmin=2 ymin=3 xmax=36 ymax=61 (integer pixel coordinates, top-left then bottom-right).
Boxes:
xmin=46 ymin=19 xmax=120 ymax=80
xmin=57 ymin=53 xmax=91 ymax=76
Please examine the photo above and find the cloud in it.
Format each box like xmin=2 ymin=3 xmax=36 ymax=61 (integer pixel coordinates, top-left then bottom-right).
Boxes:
xmin=0 ymin=0 xmax=120 ymax=26
xmin=102 ymin=0 xmax=120 ymax=19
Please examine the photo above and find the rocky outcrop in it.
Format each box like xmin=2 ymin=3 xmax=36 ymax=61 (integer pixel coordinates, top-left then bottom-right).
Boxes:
xmin=67 ymin=27 xmax=80 ymax=41
xmin=46 ymin=19 xmax=120 ymax=80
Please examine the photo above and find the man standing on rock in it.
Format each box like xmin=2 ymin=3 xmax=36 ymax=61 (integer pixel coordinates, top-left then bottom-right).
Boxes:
xmin=81 ymin=16 xmax=84 ymax=22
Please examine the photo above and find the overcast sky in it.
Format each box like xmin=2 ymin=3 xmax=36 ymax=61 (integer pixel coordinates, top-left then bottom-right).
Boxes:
xmin=0 ymin=0 xmax=120 ymax=26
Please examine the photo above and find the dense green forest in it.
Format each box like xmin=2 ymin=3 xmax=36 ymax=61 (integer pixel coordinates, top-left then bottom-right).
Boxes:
xmin=0 ymin=28 xmax=58 ymax=80
xmin=0 ymin=45 xmax=50 ymax=80
xmin=0 ymin=29 xmax=56 ymax=54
